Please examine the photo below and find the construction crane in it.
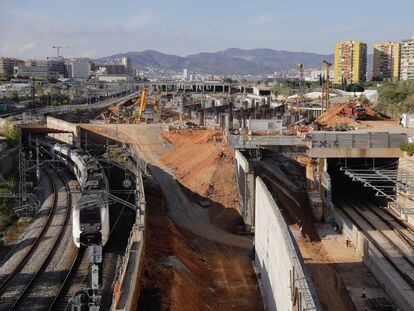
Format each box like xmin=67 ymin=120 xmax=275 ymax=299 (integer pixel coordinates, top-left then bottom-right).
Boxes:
xmin=52 ymin=46 xmax=68 ymax=58
xmin=297 ymin=63 xmax=305 ymax=97
xmin=323 ymin=60 xmax=332 ymax=113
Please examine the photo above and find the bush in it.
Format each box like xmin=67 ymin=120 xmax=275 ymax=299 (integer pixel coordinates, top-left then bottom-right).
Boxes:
xmin=401 ymin=142 xmax=414 ymax=156
xmin=1 ymin=121 xmax=21 ymax=142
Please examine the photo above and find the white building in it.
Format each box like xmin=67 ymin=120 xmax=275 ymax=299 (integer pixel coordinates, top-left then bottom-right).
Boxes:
xmin=183 ymin=68 xmax=189 ymax=80
xmin=68 ymin=59 xmax=90 ymax=79
xmin=401 ymin=36 xmax=414 ymax=80
xmin=122 ymin=57 xmax=133 ymax=76
xmin=97 ymin=74 xmax=133 ymax=83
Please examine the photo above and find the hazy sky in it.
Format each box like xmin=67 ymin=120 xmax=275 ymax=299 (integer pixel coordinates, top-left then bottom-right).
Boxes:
xmin=1 ymin=0 xmax=414 ymax=59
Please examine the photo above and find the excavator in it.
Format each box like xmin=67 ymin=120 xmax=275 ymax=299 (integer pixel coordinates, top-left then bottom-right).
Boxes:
xmin=135 ymin=87 xmax=149 ymax=123
xmin=131 ymin=88 xmax=166 ymax=123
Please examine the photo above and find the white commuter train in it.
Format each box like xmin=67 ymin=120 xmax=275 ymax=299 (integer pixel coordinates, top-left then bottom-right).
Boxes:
xmin=36 ymin=137 xmax=110 ymax=247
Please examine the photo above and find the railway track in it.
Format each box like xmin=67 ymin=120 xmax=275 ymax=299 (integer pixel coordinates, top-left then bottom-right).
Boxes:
xmin=354 ymin=193 xmax=414 ymax=249
xmin=0 ymin=165 xmax=75 ymax=310
xmin=335 ymin=194 xmax=414 ymax=288
xmin=48 ymin=246 xmax=87 ymax=311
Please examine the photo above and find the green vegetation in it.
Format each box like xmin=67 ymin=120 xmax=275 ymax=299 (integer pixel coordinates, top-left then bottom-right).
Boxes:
xmin=401 ymin=142 xmax=414 ymax=156
xmin=1 ymin=121 xmax=21 ymax=142
xmin=10 ymin=91 xmax=19 ymax=102
xmin=375 ymin=81 xmax=414 ymax=118
xmin=0 ymin=179 xmax=18 ymax=232
xmin=271 ymin=85 xmax=294 ymax=96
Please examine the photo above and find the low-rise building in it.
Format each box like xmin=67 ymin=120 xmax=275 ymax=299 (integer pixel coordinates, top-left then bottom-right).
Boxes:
xmin=96 ymin=74 xmax=133 ymax=83
xmin=68 ymin=59 xmax=90 ymax=79
xmin=0 ymin=57 xmax=24 ymax=76
xmin=16 ymin=65 xmax=49 ymax=79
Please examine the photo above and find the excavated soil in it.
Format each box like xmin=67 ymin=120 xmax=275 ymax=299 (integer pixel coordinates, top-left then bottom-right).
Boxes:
xmin=296 ymin=237 xmax=357 ymax=311
xmin=161 ymin=130 xmax=243 ymax=233
xmin=139 ymin=170 xmax=263 ymax=311
xmin=316 ymin=103 xmax=384 ymax=129
xmin=137 ymin=129 xmax=263 ymax=311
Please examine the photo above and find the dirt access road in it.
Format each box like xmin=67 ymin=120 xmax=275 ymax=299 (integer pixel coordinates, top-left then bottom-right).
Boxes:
xmin=81 ymin=123 xmax=263 ymax=310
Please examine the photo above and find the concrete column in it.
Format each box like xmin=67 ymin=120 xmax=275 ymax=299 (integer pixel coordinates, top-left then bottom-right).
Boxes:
xmin=241 ymin=107 xmax=246 ymax=129
xmin=219 ymin=114 xmax=226 ymax=130
xmin=228 ymin=100 xmax=234 ymax=130
xmin=198 ymin=111 xmax=205 ymax=126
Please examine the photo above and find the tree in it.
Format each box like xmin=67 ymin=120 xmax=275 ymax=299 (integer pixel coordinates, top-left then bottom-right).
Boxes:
xmin=1 ymin=121 xmax=21 ymax=142
xmin=379 ymin=83 xmax=408 ymax=105
xmin=10 ymin=91 xmax=19 ymax=102
xmin=272 ymin=86 xmax=294 ymax=96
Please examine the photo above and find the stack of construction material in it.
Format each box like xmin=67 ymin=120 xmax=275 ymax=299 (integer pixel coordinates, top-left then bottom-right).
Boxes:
xmin=167 ymin=120 xmax=202 ymax=131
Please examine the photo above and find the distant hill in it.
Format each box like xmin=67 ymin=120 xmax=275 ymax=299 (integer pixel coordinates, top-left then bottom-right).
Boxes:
xmin=97 ymin=48 xmax=334 ymax=75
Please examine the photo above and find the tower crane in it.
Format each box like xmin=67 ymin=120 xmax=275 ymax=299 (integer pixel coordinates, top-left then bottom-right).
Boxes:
xmin=323 ymin=60 xmax=332 ymax=113
xmin=297 ymin=63 xmax=305 ymax=96
xmin=52 ymin=46 xmax=69 ymax=58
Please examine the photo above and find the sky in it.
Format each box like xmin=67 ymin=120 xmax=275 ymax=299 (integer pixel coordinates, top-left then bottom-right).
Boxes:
xmin=1 ymin=0 xmax=414 ymax=59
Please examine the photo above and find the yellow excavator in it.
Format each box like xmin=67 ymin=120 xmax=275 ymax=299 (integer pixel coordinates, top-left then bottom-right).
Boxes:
xmin=135 ymin=87 xmax=149 ymax=123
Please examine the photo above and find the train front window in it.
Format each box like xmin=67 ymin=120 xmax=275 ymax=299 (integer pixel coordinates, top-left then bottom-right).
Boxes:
xmin=80 ymin=208 xmax=101 ymax=224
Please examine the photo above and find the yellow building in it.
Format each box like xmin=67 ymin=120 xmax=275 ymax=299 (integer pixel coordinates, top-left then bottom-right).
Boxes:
xmin=373 ymin=42 xmax=400 ymax=80
xmin=334 ymin=41 xmax=367 ymax=84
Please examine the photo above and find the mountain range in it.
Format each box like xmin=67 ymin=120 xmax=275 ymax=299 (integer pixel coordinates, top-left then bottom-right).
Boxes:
xmin=97 ymin=48 xmax=335 ymax=75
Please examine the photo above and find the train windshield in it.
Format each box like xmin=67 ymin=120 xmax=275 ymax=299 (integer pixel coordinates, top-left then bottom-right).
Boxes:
xmin=80 ymin=208 xmax=101 ymax=224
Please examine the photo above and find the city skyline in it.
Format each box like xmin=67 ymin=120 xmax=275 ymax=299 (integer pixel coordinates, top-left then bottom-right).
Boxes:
xmin=1 ymin=0 xmax=414 ymax=59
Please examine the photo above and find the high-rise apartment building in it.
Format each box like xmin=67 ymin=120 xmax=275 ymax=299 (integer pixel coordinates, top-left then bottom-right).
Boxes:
xmin=401 ymin=36 xmax=414 ymax=80
xmin=373 ymin=42 xmax=401 ymax=80
xmin=334 ymin=41 xmax=367 ymax=84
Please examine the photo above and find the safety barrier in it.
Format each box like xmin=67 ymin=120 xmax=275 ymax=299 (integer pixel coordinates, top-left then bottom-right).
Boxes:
xmin=111 ymin=146 xmax=147 ymax=310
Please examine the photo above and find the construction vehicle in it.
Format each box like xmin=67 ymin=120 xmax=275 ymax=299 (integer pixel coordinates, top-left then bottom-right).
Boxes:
xmin=340 ymin=103 xmax=366 ymax=120
xmin=135 ymin=87 xmax=149 ymax=123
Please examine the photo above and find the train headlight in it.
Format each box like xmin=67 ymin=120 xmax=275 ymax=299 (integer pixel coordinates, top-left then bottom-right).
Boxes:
xmin=81 ymin=226 xmax=85 ymax=231
xmin=96 ymin=225 xmax=101 ymax=230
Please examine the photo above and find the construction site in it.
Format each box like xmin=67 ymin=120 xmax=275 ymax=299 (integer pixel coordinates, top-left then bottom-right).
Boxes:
xmin=0 ymin=64 xmax=413 ymax=311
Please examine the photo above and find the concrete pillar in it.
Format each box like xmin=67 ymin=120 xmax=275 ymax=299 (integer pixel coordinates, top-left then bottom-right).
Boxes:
xmin=228 ymin=100 xmax=234 ymax=130
xmin=241 ymin=107 xmax=246 ymax=129
xmin=198 ymin=111 xmax=205 ymax=126
xmin=219 ymin=114 xmax=226 ymax=130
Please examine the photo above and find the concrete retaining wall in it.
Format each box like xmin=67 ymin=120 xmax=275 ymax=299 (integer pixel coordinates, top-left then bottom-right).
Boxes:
xmin=255 ymin=177 xmax=321 ymax=311
xmin=334 ymin=208 xmax=414 ymax=311
xmin=46 ymin=116 xmax=79 ymax=145
xmin=235 ymin=150 xmax=255 ymax=229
